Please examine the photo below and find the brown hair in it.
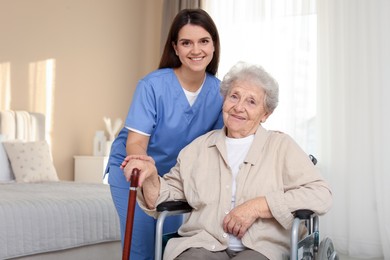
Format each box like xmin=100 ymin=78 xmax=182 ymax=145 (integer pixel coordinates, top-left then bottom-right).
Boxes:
xmin=158 ymin=9 xmax=220 ymax=76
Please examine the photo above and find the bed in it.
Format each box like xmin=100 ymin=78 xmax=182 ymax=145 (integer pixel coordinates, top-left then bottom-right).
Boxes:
xmin=0 ymin=111 xmax=121 ymax=260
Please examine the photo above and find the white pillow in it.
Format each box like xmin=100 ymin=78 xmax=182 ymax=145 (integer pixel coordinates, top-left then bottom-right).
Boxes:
xmin=3 ymin=140 xmax=59 ymax=183
xmin=0 ymin=143 xmax=15 ymax=183
xmin=0 ymin=135 xmax=15 ymax=182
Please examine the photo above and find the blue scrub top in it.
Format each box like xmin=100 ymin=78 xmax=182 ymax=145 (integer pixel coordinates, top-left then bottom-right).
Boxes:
xmin=107 ymin=68 xmax=223 ymax=188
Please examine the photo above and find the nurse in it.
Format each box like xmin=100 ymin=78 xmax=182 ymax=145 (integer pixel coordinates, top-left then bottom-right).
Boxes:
xmin=105 ymin=9 xmax=223 ymax=260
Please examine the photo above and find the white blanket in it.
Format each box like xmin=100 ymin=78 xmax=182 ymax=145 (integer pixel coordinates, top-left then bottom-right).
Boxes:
xmin=0 ymin=182 xmax=120 ymax=259
xmin=0 ymin=111 xmax=16 ymax=140
xmin=15 ymin=111 xmax=32 ymax=141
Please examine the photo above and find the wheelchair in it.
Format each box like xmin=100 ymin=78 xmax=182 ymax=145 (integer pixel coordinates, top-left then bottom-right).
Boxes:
xmin=154 ymin=155 xmax=338 ymax=260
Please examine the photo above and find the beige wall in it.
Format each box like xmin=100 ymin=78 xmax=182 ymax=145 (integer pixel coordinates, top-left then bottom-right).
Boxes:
xmin=0 ymin=0 xmax=163 ymax=180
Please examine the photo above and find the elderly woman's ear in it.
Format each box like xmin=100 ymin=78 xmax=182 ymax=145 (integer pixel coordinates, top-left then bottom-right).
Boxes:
xmin=260 ymin=112 xmax=272 ymax=123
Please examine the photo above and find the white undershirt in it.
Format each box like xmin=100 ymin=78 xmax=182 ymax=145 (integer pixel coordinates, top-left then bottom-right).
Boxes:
xmin=225 ymin=134 xmax=254 ymax=251
xmin=182 ymin=75 xmax=206 ymax=106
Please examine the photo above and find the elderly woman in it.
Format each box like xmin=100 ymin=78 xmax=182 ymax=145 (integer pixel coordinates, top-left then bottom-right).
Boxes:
xmin=123 ymin=62 xmax=332 ymax=260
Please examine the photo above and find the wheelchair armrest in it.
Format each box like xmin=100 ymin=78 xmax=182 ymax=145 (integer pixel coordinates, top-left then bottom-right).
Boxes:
xmin=291 ymin=209 xmax=319 ymax=260
xmin=294 ymin=209 xmax=315 ymax=220
xmin=156 ymin=200 xmax=192 ymax=213
xmin=155 ymin=201 xmax=192 ymax=260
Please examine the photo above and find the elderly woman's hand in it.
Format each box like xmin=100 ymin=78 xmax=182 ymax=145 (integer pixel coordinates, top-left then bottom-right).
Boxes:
xmin=123 ymin=155 xmax=160 ymax=209
xmin=123 ymin=155 xmax=157 ymax=187
xmin=223 ymin=197 xmax=273 ymax=238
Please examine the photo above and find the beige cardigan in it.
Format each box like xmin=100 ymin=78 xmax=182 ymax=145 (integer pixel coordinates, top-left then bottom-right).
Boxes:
xmin=138 ymin=126 xmax=332 ymax=260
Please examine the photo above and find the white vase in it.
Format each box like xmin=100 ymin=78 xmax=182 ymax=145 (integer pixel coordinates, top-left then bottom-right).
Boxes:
xmin=105 ymin=140 xmax=113 ymax=156
xmin=93 ymin=131 xmax=106 ymax=156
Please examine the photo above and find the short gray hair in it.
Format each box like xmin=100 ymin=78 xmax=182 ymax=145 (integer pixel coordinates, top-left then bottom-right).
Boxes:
xmin=220 ymin=62 xmax=279 ymax=114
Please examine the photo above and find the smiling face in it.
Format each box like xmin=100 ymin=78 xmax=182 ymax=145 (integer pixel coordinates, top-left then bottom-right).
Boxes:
xmin=173 ymin=24 xmax=215 ymax=73
xmin=223 ymin=80 xmax=271 ymax=138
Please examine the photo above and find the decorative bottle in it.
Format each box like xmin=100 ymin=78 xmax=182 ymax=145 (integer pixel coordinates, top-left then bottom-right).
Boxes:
xmin=93 ymin=130 xmax=106 ymax=156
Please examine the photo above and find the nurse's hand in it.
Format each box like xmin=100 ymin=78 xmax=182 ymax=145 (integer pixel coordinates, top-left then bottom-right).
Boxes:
xmin=120 ymin=154 xmax=155 ymax=169
xmin=123 ymin=156 xmax=158 ymax=187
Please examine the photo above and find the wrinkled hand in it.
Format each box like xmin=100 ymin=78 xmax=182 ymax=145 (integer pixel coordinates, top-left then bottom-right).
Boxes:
xmin=223 ymin=197 xmax=272 ymax=238
xmin=120 ymin=154 xmax=155 ymax=169
xmin=123 ymin=155 xmax=157 ymax=187
xmin=223 ymin=201 xmax=258 ymax=238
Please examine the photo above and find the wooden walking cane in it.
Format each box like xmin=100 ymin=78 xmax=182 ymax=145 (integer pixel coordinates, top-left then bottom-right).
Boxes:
xmin=122 ymin=168 xmax=140 ymax=260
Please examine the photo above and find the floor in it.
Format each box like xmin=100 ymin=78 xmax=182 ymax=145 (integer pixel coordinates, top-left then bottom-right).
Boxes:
xmin=338 ymin=254 xmax=384 ymax=260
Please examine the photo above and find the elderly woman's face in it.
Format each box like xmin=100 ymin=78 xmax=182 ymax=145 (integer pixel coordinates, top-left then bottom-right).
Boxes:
xmin=223 ymin=80 xmax=270 ymax=138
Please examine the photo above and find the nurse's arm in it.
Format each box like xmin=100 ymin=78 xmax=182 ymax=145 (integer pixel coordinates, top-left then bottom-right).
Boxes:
xmin=126 ymin=131 xmax=149 ymax=155
xmin=121 ymin=131 xmax=151 ymax=169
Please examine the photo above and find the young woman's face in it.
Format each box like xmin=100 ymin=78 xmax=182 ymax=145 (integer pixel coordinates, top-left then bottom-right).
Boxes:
xmin=223 ymin=80 xmax=270 ymax=138
xmin=173 ymin=24 xmax=215 ymax=73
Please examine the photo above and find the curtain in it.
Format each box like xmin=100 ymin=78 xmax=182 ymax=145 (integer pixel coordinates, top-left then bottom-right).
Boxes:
xmin=202 ymin=0 xmax=318 ymax=154
xmin=0 ymin=62 xmax=11 ymax=110
xmin=160 ymin=0 xmax=201 ymax=54
xmin=204 ymin=0 xmax=390 ymax=258
xmin=317 ymin=0 xmax=390 ymax=258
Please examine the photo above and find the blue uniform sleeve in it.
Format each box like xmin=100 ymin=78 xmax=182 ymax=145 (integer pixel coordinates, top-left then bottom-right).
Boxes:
xmin=125 ymin=79 xmax=156 ymax=135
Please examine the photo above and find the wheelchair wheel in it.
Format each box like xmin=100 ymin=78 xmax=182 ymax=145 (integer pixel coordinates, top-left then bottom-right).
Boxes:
xmin=318 ymin=237 xmax=339 ymax=260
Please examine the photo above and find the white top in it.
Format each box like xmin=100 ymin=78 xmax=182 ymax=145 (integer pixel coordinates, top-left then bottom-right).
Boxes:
xmin=225 ymin=134 xmax=254 ymax=251
xmin=182 ymin=76 xmax=205 ymax=106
